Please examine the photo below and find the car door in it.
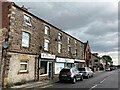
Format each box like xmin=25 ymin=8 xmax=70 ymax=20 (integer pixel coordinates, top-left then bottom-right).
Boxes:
xmin=75 ymin=69 xmax=81 ymax=80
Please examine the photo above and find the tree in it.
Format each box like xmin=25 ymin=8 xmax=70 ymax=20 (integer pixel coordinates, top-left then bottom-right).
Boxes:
xmin=102 ymin=55 xmax=112 ymax=63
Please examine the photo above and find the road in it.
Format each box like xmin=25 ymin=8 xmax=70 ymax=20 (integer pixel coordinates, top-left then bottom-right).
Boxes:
xmin=45 ymin=69 xmax=119 ymax=89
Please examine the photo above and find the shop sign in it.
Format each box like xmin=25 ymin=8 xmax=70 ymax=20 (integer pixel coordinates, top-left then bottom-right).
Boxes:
xmin=41 ymin=53 xmax=55 ymax=59
xmin=56 ymin=57 xmax=66 ymax=63
xmin=65 ymin=58 xmax=74 ymax=63
xmin=75 ymin=59 xmax=85 ymax=63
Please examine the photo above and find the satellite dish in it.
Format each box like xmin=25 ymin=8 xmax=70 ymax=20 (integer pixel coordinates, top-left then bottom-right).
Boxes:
xmin=2 ymin=41 xmax=9 ymax=49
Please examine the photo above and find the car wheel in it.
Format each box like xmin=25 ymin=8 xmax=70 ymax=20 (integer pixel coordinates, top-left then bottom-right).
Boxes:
xmin=80 ymin=76 xmax=83 ymax=81
xmin=72 ymin=77 xmax=76 ymax=84
xmin=91 ymin=74 xmax=94 ymax=77
xmin=87 ymin=75 xmax=89 ymax=79
xmin=59 ymin=80 xmax=63 ymax=83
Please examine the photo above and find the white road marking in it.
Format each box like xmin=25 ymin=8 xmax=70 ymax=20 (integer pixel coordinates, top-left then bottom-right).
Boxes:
xmin=100 ymin=78 xmax=106 ymax=84
xmin=41 ymin=84 xmax=53 ymax=88
xmin=89 ymin=84 xmax=97 ymax=90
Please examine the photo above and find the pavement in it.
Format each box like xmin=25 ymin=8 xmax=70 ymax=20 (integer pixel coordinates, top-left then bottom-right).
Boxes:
xmin=10 ymin=70 xmax=104 ymax=89
xmin=11 ymin=77 xmax=59 ymax=89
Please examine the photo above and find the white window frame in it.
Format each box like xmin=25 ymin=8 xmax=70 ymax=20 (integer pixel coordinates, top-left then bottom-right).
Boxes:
xmin=75 ymin=40 xmax=77 ymax=44
xmin=24 ymin=15 xmax=32 ymax=26
xmin=45 ymin=26 xmax=50 ymax=35
xmin=68 ymin=37 xmax=70 ymax=44
xmin=44 ymin=39 xmax=49 ymax=51
xmin=40 ymin=62 xmax=50 ymax=76
xmin=75 ymin=49 xmax=77 ymax=56
xmin=22 ymin=32 xmax=30 ymax=48
xmin=58 ymin=43 xmax=62 ymax=53
xmin=19 ymin=61 xmax=28 ymax=73
xmin=58 ymin=33 xmax=62 ymax=40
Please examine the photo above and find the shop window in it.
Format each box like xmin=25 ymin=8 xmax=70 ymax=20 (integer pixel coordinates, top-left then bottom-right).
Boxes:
xmin=19 ymin=61 xmax=28 ymax=72
xmin=58 ymin=43 xmax=62 ymax=53
xmin=40 ymin=61 xmax=47 ymax=75
xmin=44 ymin=39 xmax=49 ymax=51
xmin=22 ymin=32 xmax=30 ymax=48
xmin=24 ymin=15 xmax=32 ymax=26
xmin=45 ymin=26 xmax=50 ymax=35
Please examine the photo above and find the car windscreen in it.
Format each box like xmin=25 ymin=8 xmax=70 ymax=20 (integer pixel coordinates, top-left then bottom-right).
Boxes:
xmin=78 ymin=68 xmax=85 ymax=71
xmin=60 ymin=69 xmax=70 ymax=73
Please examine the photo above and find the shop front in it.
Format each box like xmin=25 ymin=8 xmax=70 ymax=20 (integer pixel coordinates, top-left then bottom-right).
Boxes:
xmin=74 ymin=59 xmax=85 ymax=69
xmin=55 ymin=57 xmax=75 ymax=75
xmin=39 ymin=53 xmax=55 ymax=80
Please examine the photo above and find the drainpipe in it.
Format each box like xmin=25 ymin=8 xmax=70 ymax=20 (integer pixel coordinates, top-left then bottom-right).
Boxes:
xmin=38 ymin=55 xmax=41 ymax=81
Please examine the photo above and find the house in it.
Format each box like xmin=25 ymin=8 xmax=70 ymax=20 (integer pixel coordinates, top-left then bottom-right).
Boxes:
xmin=91 ymin=53 xmax=100 ymax=72
xmin=0 ymin=2 xmax=86 ymax=87
xmin=99 ymin=57 xmax=106 ymax=70
xmin=83 ymin=41 xmax=92 ymax=68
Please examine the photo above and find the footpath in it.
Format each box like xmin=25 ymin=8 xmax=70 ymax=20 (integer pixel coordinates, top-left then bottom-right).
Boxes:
xmin=6 ymin=70 xmax=104 ymax=89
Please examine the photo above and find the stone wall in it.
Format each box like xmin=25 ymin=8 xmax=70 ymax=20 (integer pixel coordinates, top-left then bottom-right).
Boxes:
xmin=7 ymin=52 xmax=36 ymax=84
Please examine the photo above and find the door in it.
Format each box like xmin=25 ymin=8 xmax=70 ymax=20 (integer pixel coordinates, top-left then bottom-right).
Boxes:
xmin=48 ymin=62 xmax=53 ymax=78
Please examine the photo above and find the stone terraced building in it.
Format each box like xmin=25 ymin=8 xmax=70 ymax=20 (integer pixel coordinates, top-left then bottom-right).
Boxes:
xmin=0 ymin=2 xmax=93 ymax=87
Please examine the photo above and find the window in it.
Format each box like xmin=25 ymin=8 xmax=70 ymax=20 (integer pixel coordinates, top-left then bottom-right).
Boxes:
xmin=68 ymin=37 xmax=70 ymax=44
xmin=75 ymin=49 xmax=77 ymax=56
xmin=20 ymin=61 xmax=28 ymax=72
xmin=58 ymin=43 xmax=62 ymax=53
xmin=24 ymin=15 xmax=32 ymax=26
xmin=68 ymin=46 xmax=71 ymax=54
xmin=45 ymin=26 xmax=50 ymax=35
xmin=58 ymin=33 xmax=62 ymax=40
xmin=40 ymin=61 xmax=47 ymax=75
xmin=44 ymin=39 xmax=49 ymax=51
xmin=22 ymin=32 xmax=30 ymax=47
xmin=75 ymin=40 xmax=77 ymax=44
xmin=95 ymin=60 xmax=98 ymax=62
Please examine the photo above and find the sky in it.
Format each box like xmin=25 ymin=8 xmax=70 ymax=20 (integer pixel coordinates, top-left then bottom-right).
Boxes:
xmin=10 ymin=0 xmax=119 ymax=65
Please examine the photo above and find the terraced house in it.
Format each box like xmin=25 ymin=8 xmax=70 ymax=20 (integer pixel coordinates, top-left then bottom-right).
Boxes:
xmin=0 ymin=2 xmax=92 ymax=87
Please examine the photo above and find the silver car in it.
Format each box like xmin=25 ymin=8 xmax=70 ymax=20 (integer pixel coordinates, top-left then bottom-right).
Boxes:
xmin=78 ymin=67 xmax=94 ymax=78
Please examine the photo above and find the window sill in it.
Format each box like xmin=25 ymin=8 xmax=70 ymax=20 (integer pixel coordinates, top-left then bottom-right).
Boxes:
xmin=18 ymin=70 xmax=29 ymax=74
xmin=40 ymin=74 xmax=48 ymax=76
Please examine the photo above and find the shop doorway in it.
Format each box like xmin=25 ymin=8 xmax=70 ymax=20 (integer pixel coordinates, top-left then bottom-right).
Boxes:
xmin=48 ymin=62 xmax=53 ymax=78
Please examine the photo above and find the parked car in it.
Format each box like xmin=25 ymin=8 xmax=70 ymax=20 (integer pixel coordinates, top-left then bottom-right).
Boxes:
xmin=78 ymin=67 xmax=94 ymax=78
xmin=59 ymin=67 xmax=83 ymax=84
xmin=105 ymin=68 xmax=110 ymax=71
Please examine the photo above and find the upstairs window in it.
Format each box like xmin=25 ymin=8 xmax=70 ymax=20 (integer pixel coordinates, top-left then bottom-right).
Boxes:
xmin=44 ymin=39 xmax=49 ymax=51
xmin=24 ymin=15 xmax=32 ymax=26
xmin=68 ymin=37 xmax=70 ymax=44
xmin=75 ymin=49 xmax=77 ymax=56
xmin=22 ymin=32 xmax=30 ymax=48
xmin=95 ymin=60 xmax=98 ymax=62
xmin=45 ymin=26 xmax=50 ymax=35
xmin=58 ymin=43 xmax=62 ymax=53
xmin=58 ymin=33 xmax=62 ymax=40
xmin=75 ymin=40 xmax=77 ymax=45
xmin=68 ymin=46 xmax=71 ymax=54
